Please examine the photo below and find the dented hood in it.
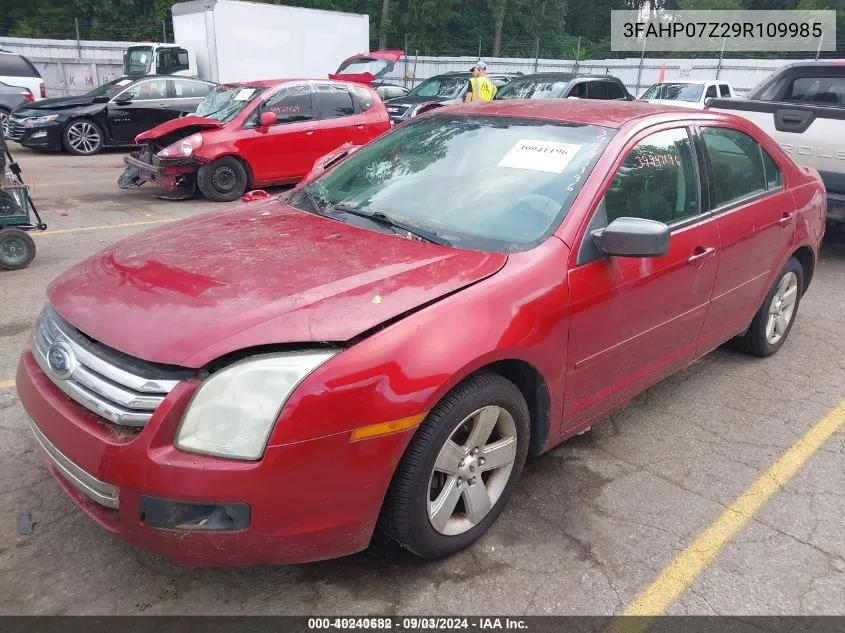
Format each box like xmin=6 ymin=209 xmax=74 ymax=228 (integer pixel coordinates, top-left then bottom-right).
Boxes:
xmin=48 ymin=202 xmax=506 ymax=368
xmin=134 ymin=115 xmax=223 ymax=143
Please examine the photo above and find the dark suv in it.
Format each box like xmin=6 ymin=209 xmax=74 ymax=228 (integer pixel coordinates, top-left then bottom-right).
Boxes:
xmin=495 ymin=72 xmax=633 ymax=101
xmin=384 ymin=71 xmax=521 ymax=124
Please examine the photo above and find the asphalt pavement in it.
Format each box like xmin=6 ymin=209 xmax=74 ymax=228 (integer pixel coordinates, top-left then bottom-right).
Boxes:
xmin=0 ymin=145 xmax=843 ymax=615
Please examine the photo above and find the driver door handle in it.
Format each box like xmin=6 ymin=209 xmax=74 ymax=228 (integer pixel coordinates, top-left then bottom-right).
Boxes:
xmin=778 ymin=212 xmax=794 ymax=227
xmin=687 ymin=247 xmax=716 ymax=268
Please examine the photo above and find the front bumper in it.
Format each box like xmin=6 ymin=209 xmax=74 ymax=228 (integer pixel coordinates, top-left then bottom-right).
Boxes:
xmin=17 ymin=349 xmax=414 ymax=566
xmin=5 ymin=119 xmax=62 ymax=151
xmin=122 ymin=151 xmax=199 ymax=193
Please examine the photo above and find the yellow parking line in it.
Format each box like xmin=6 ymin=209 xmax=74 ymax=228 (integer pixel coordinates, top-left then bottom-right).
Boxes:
xmin=38 ymin=218 xmax=179 ymax=236
xmin=609 ymin=400 xmax=845 ymax=631
xmin=0 ymin=379 xmax=15 ymax=390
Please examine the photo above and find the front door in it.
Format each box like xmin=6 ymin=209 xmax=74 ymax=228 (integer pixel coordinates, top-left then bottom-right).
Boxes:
xmin=236 ymin=84 xmax=320 ymax=184
xmin=564 ymin=126 xmax=719 ymax=430
xmin=696 ymin=125 xmax=797 ymax=353
xmin=107 ymin=78 xmax=173 ymax=143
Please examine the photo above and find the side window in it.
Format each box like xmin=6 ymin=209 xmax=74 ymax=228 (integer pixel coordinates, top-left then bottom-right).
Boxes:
xmin=786 ymin=76 xmax=845 ymax=104
xmin=156 ymin=48 xmax=190 ymax=74
xmin=352 ymin=85 xmax=375 ymax=111
xmin=316 ymin=84 xmax=355 ymax=119
xmin=121 ymin=79 xmax=168 ymax=101
xmin=174 ymin=80 xmax=210 ymax=98
xmin=567 ymin=82 xmax=585 ymax=98
xmin=264 ymin=85 xmax=313 ymax=124
xmin=719 ymin=84 xmax=731 ymax=97
xmin=701 ymin=127 xmax=767 ymax=206
xmin=705 ymin=85 xmax=717 ymax=100
xmin=605 ymin=81 xmax=625 ymax=100
xmin=0 ymin=53 xmax=40 ymax=78
xmin=586 ymin=82 xmax=608 ymax=100
xmin=605 ymin=128 xmax=700 ymax=225
xmin=761 ymin=148 xmax=783 ymax=189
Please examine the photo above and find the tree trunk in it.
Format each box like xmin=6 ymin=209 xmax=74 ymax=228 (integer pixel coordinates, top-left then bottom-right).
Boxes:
xmin=378 ymin=0 xmax=390 ymax=50
xmin=491 ymin=4 xmax=505 ymax=57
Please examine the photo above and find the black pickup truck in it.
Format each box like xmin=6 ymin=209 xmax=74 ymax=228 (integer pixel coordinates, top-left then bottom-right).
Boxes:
xmin=708 ymin=62 xmax=845 ymax=225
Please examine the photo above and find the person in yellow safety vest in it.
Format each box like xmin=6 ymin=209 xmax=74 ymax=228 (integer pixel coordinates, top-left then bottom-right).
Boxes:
xmin=465 ymin=61 xmax=497 ymax=102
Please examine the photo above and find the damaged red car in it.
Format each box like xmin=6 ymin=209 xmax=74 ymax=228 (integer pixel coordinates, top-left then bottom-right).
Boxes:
xmin=119 ymin=78 xmax=390 ymax=201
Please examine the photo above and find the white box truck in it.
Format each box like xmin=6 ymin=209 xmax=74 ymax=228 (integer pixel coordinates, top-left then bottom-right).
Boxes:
xmin=122 ymin=0 xmax=370 ymax=83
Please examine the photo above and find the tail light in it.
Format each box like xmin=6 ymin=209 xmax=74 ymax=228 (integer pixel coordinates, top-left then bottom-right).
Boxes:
xmin=40 ymin=82 xmax=46 ymax=98
xmin=22 ymin=91 xmax=34 ymax=102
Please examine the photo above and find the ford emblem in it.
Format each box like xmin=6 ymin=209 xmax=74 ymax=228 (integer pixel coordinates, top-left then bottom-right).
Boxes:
xmin=46 ymin=343 xmax=75 ymax=380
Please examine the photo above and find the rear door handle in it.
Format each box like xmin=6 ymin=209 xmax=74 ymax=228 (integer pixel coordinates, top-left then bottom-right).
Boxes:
xmin=778 ymin=212 xmax=794 ymax=227
xmin=355 ymin=124 xmax=365 ymax=130
xmin=687 ymin=247 xmax=716 ymax=268
xmin=156 ymin=103 xmax=169 ymax=108
xmin=305 ymin=130 xmax=315 ymax=136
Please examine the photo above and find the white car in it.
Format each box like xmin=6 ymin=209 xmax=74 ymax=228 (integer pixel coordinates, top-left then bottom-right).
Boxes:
xmin=640 ymin=80 xmax=735 ymax=109
xmin=0 ymin=50 xmax=45 ymax=101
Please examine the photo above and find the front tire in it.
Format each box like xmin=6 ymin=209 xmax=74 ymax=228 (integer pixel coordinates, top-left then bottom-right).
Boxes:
xmin=735 ymin=257 xmax=803 ymax=357
xmin=197 ymin=157 xmax=248 ymax=202
xmin=0 ymin=228 xmax=36 ymax=270
xmin=380 ymin=373 xmax=530 ymax=559
xmin=62 ymin=119 xmax=104 ymax=156
xmin=0 ymin=108 xmax=10 ymax=136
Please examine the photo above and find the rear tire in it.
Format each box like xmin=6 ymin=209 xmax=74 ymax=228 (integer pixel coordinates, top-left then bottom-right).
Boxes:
xmin=197 ymin=157 xmax=248 ymax=202
xmin=734 ymin=257 xmax=803 ymax=357
xmin=62 ymin=119 xmax=104 ymax=156
xmin=0 ymin=228 xmax=36 ymax=270
xmin=0 ymin=108 xmax=10 ymax=136
xmin=380 ymin=373 xmax=530 ymax=559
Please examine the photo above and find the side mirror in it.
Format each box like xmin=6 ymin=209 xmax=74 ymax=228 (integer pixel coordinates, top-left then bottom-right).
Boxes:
xmin=114 ymin=98 xmax=133 ymax=106
xmin=259 ymin=111 xmax=277 ymax=129
xmin=592 ymin=217 xmax=669 ymax=258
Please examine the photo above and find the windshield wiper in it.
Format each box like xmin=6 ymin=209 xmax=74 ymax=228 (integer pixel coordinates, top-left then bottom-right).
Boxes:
xmin=330 ymin=204 xmax=450 ymax=246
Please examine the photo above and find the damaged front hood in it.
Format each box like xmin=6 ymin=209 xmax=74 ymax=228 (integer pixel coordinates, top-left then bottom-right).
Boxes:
xmin=135 ymin=115 xmax=224 ymax=143
xmin=48 ymin=203 xmax=506 ymax=368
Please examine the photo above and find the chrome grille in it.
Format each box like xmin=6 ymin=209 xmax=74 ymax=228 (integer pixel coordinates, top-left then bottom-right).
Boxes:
xmin=5 ymin=117 xmax=25 ymax=141
xmin=31 ymin=307 xmax=182 ymax=427
xmin=387 ymin=105 xmax=410 ymax=118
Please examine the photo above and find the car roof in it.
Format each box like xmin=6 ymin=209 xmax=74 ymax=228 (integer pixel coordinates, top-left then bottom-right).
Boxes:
xmin=649 ymin=79 xmax=719 ymax=85
xmin=226 ymin=78 xmax=362 ymax=89
xmin=441 ymin=99 xmax=736 ymax=129
xmin=508 ymin=72 xmax=625 ymax=82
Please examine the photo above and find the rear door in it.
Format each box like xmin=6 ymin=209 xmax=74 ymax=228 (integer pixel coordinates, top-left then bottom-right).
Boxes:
xmin=564 ymin=125 xmax=719 ymax=429
xmin=696 ymin=125 xmax=796 ymax=353
xmin=314 ymin=83 xmax=370 ymax=149
xmin=169 ymin=78 xmax=214 ymax=116
xmin=237 ymin=83 xmax=320 ymax=183
xmin=106 ymin=78 xmax=173 ymax=143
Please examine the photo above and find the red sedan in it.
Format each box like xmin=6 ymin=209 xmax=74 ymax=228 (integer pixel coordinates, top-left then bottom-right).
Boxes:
xmin=120 ymin=78 xmax=390 ymax=201
xmin=18 ymin=101 xmax=825 ymax=566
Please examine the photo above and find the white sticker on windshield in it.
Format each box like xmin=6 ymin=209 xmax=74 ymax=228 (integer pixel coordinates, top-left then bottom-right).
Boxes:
xmin=497 ymin=140 xmax=582 ymax=174
xmin=234 ymin=88 xmax=256 ymax=101
xmin=116 ymin=79 xmax=132 ymax=86
xmin=140 ymin=54 xmax=148 ymax=63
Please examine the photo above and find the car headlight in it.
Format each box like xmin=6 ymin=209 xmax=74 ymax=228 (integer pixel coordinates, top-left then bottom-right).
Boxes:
xmin=175 ymin=351 xmax=337 ymax=460
xmin=158 ymin=132 xmax=203 ymax=158
xmin=24 ymin=115 xmax=58 ymax=127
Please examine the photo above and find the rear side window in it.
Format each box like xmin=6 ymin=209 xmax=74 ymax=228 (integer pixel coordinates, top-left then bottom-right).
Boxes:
xmin=265 ymin=85 xmax=314 ymax=123
xmin=606 ymin=81 xmax=626 ymax=99
xmin=786 ymin=76 xmax=845 ymax=104
xmin=605 ymin=128 xmax=700 ymax=225
xmin=586 ymin=82 xmax=608 ymax=100
xmin=316 ymin=84 xmax=355 ymax=119
xmin=705 ymin=85 xmax=717 ymax=100
xmin=173 ymin=80 xmax=211 ymax=98
xmin=761 ymin=149 xmax=783 ymax=189
xmin=156 ymin=48 xmax=190 ymax=74
xmin=719 ymin=84 xmax=731 ymax=97
xmin=701 ymin=127 xmax=767 ymax=206
xmin=0 ymin=53 xmax=40 ymax=78
xmin=352 ymin=85 xmax=375 ymax=111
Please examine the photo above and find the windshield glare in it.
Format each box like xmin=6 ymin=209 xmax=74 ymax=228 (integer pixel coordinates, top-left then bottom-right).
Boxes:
xmin=301 ymin=115 xmax=614 ymax=252
xmin=196 ymin=85 xmax=266 ymax=122
xmin=409 ymin=76 xmax=467 ymax=99
xmin=497 ymin=78 xmax=570 ymax=100
xmin=642 ymin=83 xmax=704 ymax=102
xmin=124 ymin=46 xmax=153 ymax=75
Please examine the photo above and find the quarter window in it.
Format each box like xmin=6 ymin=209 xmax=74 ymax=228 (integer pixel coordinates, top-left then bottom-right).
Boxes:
xmin=701 ymin=127 xmax=767 ymax=206
xmin=316 ymin=84 xmax=355 ymax=119
xmin=173 ymin=80 xmax=211 ymax=98
xmin=352 ymin=85 xmax=375 ymax=111
xmin=761 ymin=148 xmax=783 ymax=189
xmin=606 ymin=82 xmax=626 ymax=100
xmin=264 ymin=85 xmax=313 ymax=124
xmin=719 ymin=84 xmax=731 ymax=97
xmin=605 ymin=128 xmax=700 ymax=225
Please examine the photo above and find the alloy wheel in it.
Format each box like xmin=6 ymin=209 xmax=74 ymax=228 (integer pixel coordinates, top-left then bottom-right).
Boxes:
xmin=765 ymin=271 xmax=798 ymax=345
xmin=67 ymin=121 xmax=102 ymax=154
xmin=427 ymin=405 xmax=518 ymax=536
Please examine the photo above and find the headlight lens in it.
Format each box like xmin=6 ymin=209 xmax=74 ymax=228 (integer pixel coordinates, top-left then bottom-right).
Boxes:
xmin=158 ymin=133 xmax=203 ymax=158
xmin=24 ymin=115 xmax=58 ymax=127
xmin=175 ymin=351 xmax=337 ymax=460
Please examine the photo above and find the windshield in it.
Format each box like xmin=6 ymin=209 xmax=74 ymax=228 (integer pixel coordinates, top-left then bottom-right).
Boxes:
xmin=641 ymin=83 xmax=704 ymax=102
xmin=496 ymin=77 xmax=571 ymax=100
xmin=124 ymin=46 xmax=154 ymax=76
xmin=408 ymin=76 xmax=467 ymax=99
xmin=297 ymin=115 xmax=614 ymax=252
xmin=195 ymin=84 xmax=266 ymax=123
xmin=85 ymin=77 xmax=136 ymax=100
xmin=336 ymin=57 xmax=393 ymax=79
